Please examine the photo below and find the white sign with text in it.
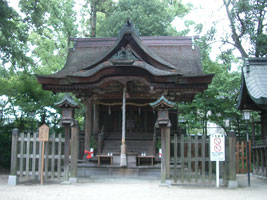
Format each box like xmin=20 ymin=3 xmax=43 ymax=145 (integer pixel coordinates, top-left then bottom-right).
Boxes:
xmin=210 ymin=133 xmax=225 ymax=161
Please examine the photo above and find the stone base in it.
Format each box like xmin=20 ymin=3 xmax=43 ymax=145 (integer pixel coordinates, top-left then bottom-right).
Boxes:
xmin=69 ymin=177 xmax=78 ymax=183
xmin=61 ymin=181 xmax=71 ymax=185
xmin=219 ymin=178 xmax=224 ymax=186
xmin=159 ymin=179 xmax=171 ymax=187
xmin=8 ymin=175 xmax=17 ymax=186
xmin=120 ymin=153 xmax=127 ymax=167
xmin=228 ymin=180 xmax=238 ymax=189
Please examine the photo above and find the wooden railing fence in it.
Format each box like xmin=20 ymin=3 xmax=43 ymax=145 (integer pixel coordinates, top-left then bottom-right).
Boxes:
xmin=11 ymin=130 xmax=66 ymax=182
xmin=171 ymin=133 xmax=237 ymax=186
xmin=252 ymin=140 xmax=267 ymax=177
xmin=171 ymin=134 xmax=214 ymax=184
xmin=236 ymin=140 xmax=251 ymax=173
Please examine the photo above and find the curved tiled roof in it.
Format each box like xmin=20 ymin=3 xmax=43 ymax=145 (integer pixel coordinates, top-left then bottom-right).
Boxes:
xmin=41 ymin=21 xmax=203 ymax=79
xmin=238 ymin=58 xmax=267 ymax=111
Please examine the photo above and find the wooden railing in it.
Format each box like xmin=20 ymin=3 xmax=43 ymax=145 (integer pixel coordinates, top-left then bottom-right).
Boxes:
xmin=11 ymin=131 xmax=66 ymax=181
xmin=252 ymin=140 xmax=267 ymax=177
xmin=236 ymin=140 xmax=251 ymax=173
xmin=252 ymin=140 xmax=267 ymax=149
xmin=9 ymin=126 xmax=79 ymax=184
xmin=171 ymin=134 xmax=213 ymax=184
xmin=171 ymin=133 xmax=237 ymax=186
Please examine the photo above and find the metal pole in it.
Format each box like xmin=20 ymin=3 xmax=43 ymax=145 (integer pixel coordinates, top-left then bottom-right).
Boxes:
xmin=216 ymin=160 xmax=219 ymax=188
xmin=246 ymin=123 xmax=250 ymax=187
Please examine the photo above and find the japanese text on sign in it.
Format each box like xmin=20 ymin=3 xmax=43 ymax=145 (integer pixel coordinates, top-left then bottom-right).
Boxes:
xmin=210 ymin=133 xmax=225 ymax=161
xmin=39 ymin=124 xmax=49 ymax=142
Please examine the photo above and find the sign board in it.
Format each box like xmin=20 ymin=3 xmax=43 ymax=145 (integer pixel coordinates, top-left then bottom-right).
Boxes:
xmin=210 ymin=133 xmax=225 ymax=161
xmin=39 ymin=124 xmax=49 ymax=142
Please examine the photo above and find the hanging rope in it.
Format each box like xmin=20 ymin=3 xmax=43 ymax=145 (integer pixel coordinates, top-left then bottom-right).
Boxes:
xmin=95 ymin=101 xmax=149 ymax=107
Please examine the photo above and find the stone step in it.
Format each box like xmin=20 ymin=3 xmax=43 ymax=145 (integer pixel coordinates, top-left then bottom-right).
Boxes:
xmin=78 ymin=166 xmax=161 ymax=178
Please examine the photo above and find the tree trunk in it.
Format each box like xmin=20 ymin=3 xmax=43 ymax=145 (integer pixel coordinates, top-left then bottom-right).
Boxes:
xmin=90 ymin=0 xmax=97 ymax=38
xmin=223 ymin=0 xmax=248 ymax=58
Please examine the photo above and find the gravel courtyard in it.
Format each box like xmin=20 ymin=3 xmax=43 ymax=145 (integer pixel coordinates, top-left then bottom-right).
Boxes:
xmin=0 ymin=174 xmax=266 ymax=200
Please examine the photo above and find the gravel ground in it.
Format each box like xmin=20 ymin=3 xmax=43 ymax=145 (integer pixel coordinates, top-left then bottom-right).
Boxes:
xmin=0 ymin=174 xmax=266 ymax=200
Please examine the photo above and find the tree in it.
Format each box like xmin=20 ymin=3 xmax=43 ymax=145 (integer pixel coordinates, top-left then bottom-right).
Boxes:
xmin=223 ymin=0 xmax=267 ymax=58
xmin=96 ymin=0 xmax=192 ymax=37
xmin=0 ymin=0 xmax=32 ymax=69
xmin=80 ymin=0 xmax=113 ymax=37
xmin=178 ymin=35 xmax=247 ymax=136
xmin=0 ymin=0 xmax=79 ymax=133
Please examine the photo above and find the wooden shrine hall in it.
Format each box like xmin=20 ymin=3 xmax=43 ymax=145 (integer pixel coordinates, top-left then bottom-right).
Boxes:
xmin=36 ymin=20 xmax=213 ymax=172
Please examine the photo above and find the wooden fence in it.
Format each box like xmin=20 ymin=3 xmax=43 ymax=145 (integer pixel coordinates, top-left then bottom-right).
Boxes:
xmin=10 ymin=129 xmax=66 ymax=182
xmin=236 ymin=140 xmax=251 ymax=173
xmin=171 ymin=134 xmax=214 ymax=184
xmin=171 ymin=133 xmax=237 ymax=186
xmin=252 ymin=140 xmax=267 ymax=177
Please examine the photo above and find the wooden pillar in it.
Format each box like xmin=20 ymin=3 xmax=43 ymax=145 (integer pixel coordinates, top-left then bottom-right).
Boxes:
xmin=152 ymin=127 xmax=156 ymax=156
xmin=10 ymin=129 xmax=19 ymax=175
xmin=228 ymin=131 xmax=238 ymax=188
xmin=161 ymin=127 xmax=166 ymax=183
xmin=166 ymin=127 xmax=170 ymax=179
xmin=261 ymin=112 xmax=267 ymax=140
xmin=8 ymin=129 xmax=19 ymax=185
xmin=63 ymin=125 xmax=71 ymax=183
xmin=161 ymin=125 xmax=171 ymax=183
xmin=120 ymin=86 xmax=127 ymax=167
xmin=85 ymin=97 xmax=92 ymax=151
xmin=93 ymin=103 xmax=99 ymax=134
xmin=70 ymin=123 xmax=79 ymax=183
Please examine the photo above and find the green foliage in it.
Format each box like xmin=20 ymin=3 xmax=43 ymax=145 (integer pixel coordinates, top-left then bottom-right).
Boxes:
xmin=96 ymin=0 xmax=192 ymax=37
xmin=0 ymin=70 xmax=59 ymax=130
xmin=19 ymin=0 xmax=78 ymax=37
xmin=178 ymin=36 xmax=245 ymax=135
xmin=0 ymin=0 xmax=79 ymax=135
xmin=0 ymin=0 xmax=32 ymax=69
xmin=0 ymin=126 xmax=12 ymax=168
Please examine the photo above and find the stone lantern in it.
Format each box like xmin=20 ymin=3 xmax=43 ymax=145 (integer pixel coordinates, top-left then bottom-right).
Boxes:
xmin=150 ymin=96 xmax=175 ymax=184
xmin=55 ymin=94 xmax=79 ymax=126
xmin=55 ymin=94 xmax=79 ymax=183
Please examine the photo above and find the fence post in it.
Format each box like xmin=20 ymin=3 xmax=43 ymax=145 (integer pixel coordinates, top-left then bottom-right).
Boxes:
xmin=63 ymin=125 xmax=71 ymax=183
xmin=228 ymin=131 xmax=238 ymax=188
xmin=70 ymin=123 xmax=79 ymax=183
xmin=8 ymin=128 xmax=19 ymax=186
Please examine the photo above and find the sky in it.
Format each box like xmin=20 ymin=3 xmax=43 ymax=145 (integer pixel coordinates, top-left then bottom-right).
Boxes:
xmin=174 ymin=0 xmax=236 ymax=60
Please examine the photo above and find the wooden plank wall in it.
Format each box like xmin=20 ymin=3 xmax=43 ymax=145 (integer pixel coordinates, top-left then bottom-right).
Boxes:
xmin=236 ymin=140 xmax=251 ymax=173
xmin=16 ymin=132 xmax=65 ymax=181
xmin=172 ymin=134 xmax=216 ymax=184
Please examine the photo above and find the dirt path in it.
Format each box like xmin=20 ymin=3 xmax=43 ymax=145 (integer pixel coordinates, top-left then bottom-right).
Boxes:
xmin=0 ymin=174 xmax=266 ymax=200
